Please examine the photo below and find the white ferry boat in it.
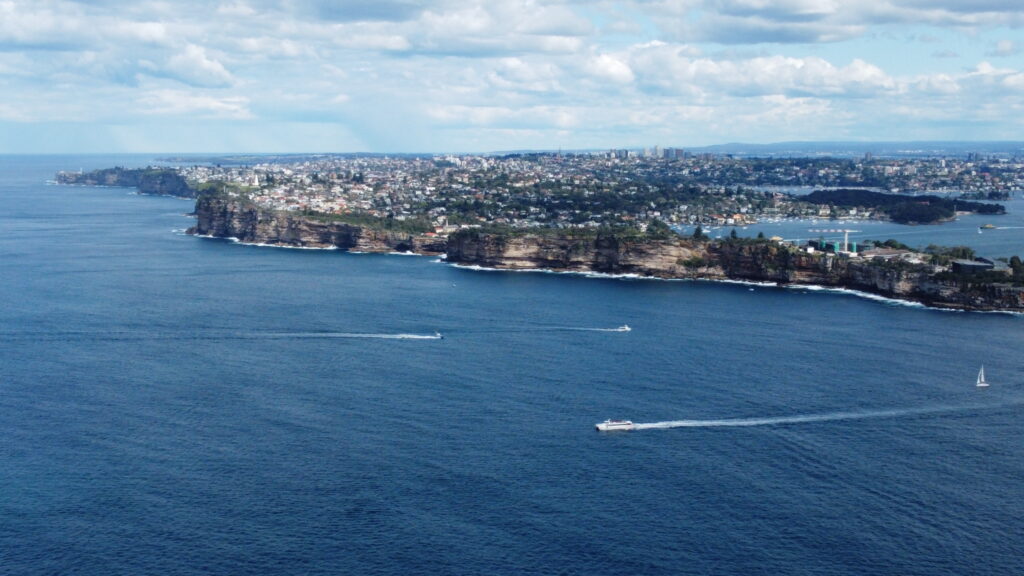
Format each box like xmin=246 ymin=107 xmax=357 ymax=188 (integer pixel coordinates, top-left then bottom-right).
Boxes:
xmin=595 ymin=419 xmax=635 ymax=431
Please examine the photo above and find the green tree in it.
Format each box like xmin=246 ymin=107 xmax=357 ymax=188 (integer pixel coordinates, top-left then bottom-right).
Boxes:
xmin=1010 ymin=255 xmax=1023 ymax=279
xmin=646 ymin=219 xmax=674 ymax=239
xmin=693 ymin=225 xmax=704 ymax=240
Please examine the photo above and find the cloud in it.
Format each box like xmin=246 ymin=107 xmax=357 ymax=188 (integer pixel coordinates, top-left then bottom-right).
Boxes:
xmin=0 ymin=0 xmax=91 ymax=50
xmin=296 ymin=0 xmax=429 ymax=23
xmin=488 ymin=57 xmax=563 ymax=92
xmin=641 ymin=1 xmax=1024 ymax=44
xmin=1 ymin=0 xmax=1024 ymax=151
xmin=0 ymin=101 xmax=31 ymax=121
xmin=987 ymin=40 xmax=1019 ymax=57
xmin=585 ymin=53 xmax=635 ymax=84
xmin=691 ymin=14 xmax=863 ymax=43
xmin=158 ymin=44 xmax=235 ymax=87
xmin=428 ymin=104 xmax=580 ymax=129
xmin=408 ymin=1 xmax=592 ymax=55
xmin=911 ymin=73 xmax=960 ymax=95
xmin=138 ymin=89 xmax=252 ymax=118
xmin=628 ymin=45 xmax=896 ymax=98
xmin=708 ymin=0 xmax=842 ymax=22
xmin=234 ymin=36 xmax=312 ymax=58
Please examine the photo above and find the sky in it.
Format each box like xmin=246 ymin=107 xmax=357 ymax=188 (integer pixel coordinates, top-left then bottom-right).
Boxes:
xmin=0 ymin=0 xmax=1022 ymax=153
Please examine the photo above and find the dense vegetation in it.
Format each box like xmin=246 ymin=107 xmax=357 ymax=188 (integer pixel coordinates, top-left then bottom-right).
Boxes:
xmin=803 ymin=188 xmax=1005 ymax=224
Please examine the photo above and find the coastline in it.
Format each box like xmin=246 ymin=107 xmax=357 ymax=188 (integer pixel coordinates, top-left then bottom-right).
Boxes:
xmin=55 ymin=174 xmax=1024 ymax=314
xmin=185 ymin=202 xmax=1022 ymax=314
xmin=444 ymin=255 xmax=1020 ymax=314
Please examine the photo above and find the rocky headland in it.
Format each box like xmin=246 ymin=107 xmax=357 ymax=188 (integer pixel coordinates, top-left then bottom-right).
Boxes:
xmin=57 ymin=167 xmax=197 ymax=198
xmin=189 ymin=195 xmax=447 ymax=254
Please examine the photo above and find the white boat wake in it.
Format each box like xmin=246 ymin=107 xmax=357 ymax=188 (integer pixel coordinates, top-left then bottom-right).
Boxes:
xmin=258 ymin=332 xmax=443 ymax=340
xmin=632 ymin=401 xmax=1020 ymax=430
xmin=550 ymin=325 xmax=631 ymax=333
xmin=0 ymin=330 xmax=445 ymax=342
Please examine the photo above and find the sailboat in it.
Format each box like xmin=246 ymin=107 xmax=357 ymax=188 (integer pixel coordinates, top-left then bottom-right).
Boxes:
xmin=976 ymin=366 xmax=989 ymax=388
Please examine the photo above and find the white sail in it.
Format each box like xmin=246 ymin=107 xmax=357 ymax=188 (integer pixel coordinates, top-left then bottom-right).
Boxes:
xmin=976 ymin=366 xmax=989 ymax=388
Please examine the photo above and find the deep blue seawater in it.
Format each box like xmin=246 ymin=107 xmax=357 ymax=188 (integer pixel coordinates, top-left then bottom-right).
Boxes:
xmin=2 ymin=155 xmax=1023 ymax=575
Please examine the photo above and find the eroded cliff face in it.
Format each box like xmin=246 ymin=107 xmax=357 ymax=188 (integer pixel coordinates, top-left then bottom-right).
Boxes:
xmin=188 ymin=195 xmax=446 ymax=254
xmin=445 ymin=230 xmax=708 ymax=277
xmin=446 ymin=231 xmax=1024 ymax=311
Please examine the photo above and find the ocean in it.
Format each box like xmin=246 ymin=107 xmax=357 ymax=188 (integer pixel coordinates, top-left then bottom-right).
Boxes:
xmin=2 ymin=155 xmax=1023 ymax=575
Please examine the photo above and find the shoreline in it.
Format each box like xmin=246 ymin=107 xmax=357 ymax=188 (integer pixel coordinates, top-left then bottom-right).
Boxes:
xmin=443 ymin=257 xmax=1019 ymax=315
xmin=55 ymin=176 xmax=1024 ymax=315
xmin=185 ymin=230 xmax=1023 ymax=315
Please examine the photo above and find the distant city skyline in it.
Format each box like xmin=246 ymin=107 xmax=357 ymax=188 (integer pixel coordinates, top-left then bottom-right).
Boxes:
xmin=1 ymin=1 xmax=1022 ymax=153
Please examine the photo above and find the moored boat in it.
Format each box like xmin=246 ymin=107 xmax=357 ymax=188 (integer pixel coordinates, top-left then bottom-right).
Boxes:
xmin=596 ymin=419 xmax=635 ymax=431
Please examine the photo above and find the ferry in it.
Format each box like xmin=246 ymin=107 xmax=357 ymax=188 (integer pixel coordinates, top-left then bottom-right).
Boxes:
xmin=595 ymin=419 xmax=635 ymax=431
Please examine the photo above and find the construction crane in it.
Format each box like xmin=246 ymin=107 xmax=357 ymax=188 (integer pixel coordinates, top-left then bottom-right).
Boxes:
xmin=808 ymin=229 xmax=862 ymax=253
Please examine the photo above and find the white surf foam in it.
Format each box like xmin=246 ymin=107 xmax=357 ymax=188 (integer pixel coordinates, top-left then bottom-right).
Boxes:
xmin=782 ymin=283 xmax=931 ymax=310
xmin=450 ymin=263 xmax=665 ymax=281
xmin=237 ymin=241 xmax=338 ymax=250
xmin=192 ymin=234 xmax=338 ymax=250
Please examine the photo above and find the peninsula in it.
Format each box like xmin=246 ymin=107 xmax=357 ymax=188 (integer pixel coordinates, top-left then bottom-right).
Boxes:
xmin=56 ymin=153 xmax=1024 ymax=312
xmin=185 ymin=194 xmax=1024 ymax=312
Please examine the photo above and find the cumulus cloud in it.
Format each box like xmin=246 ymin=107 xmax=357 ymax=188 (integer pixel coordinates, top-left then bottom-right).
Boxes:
xmin=488 ymin=58 xmax=563 ymax=92
xmin=1 ymin=0 xmax=1023 ymax=150
xmin=911 ymin=73 xmax=960 ymax=95
xmin=0 ymin=0 xmax=91 ymax=50
xmin=156 ymin=44 xmax=235 ymax=87
xmin=138 ymin=89 xmax=252 ymax=118
xmin=408 ymin=1 xmax=592 ymax=55
xmin=628 ymin=44 xmax=896 ymax=98
xmin=585 ymin=53 xmax=635 ymax=84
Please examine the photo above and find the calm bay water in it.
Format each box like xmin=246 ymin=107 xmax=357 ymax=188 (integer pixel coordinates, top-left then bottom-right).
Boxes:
xmin=2 ymin=156 xmax=1023 ymax=575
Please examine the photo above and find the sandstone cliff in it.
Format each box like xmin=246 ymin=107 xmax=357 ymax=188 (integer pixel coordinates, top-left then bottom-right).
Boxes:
xmin=186 ymin=197 xmax=1022 ymax=312
xmin=446 ymin=230 xmax=1024 ymax=312
xmin=188 ymin=195 xmax=446 ymax=254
